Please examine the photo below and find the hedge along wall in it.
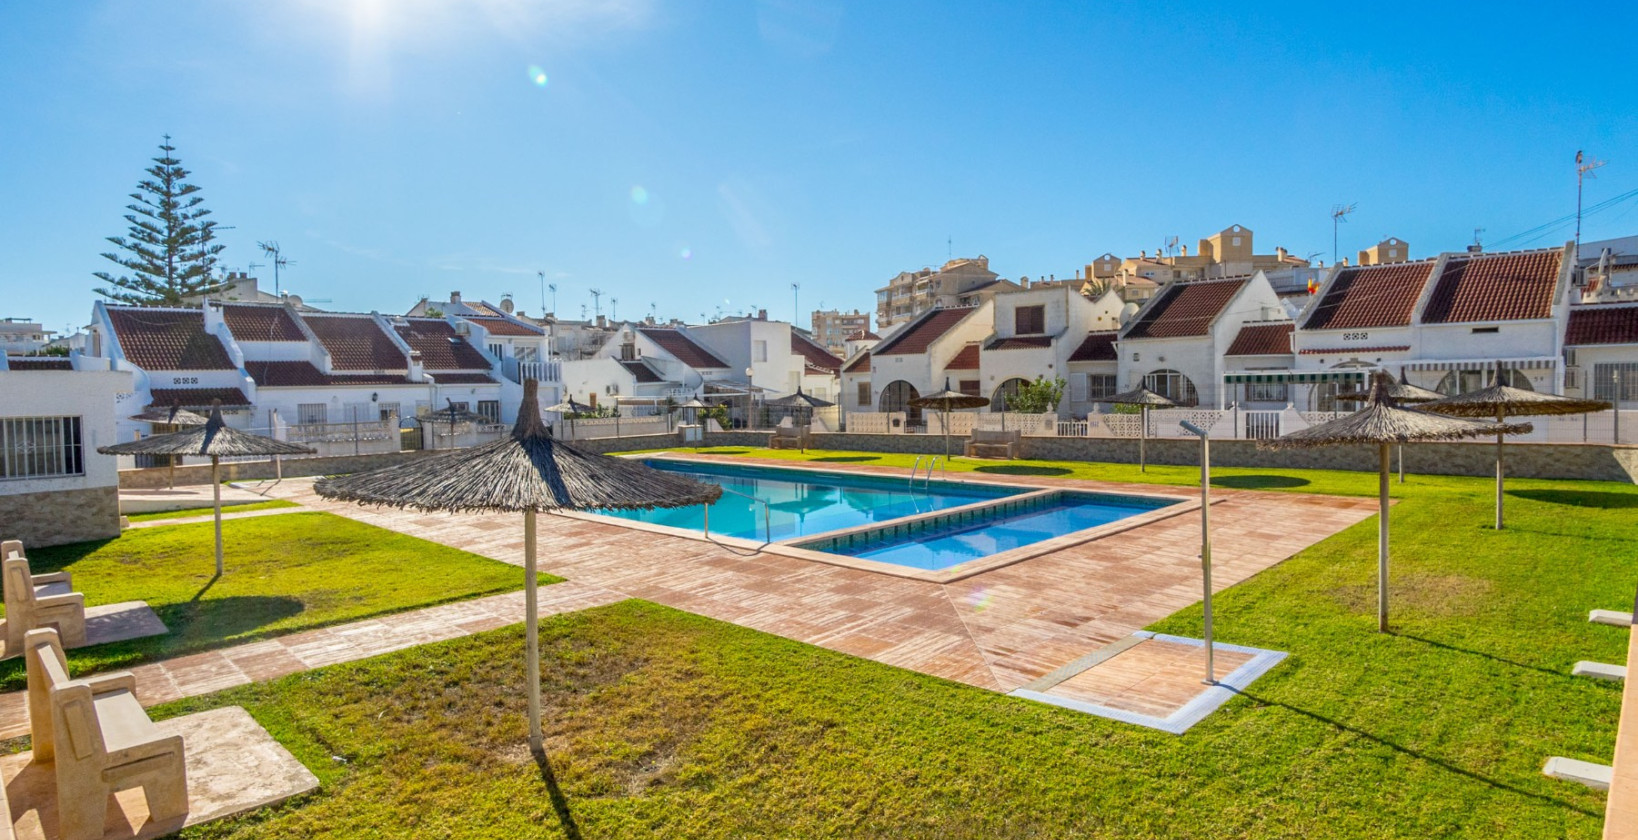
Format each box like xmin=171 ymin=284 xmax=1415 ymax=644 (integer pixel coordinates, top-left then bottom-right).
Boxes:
xmin=696 ymin=431 xmax=1638 ymax=483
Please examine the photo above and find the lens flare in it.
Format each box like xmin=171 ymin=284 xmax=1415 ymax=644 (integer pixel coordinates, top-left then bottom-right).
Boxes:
xmin=963 ymin=586 xmax=993 ymax=613
xmin=630 ymin=186 xmax=648 ymax=205
xmin=527 ymin=66 xmax=548 ymax=87
xmin=680 ymin=247 xmax=692 ymax=260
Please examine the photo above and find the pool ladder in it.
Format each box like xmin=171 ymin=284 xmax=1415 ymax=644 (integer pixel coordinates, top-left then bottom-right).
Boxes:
xmin=702 ymin=485 xmax=773 ymax=544
xmin=909 ymin=455 xmax=945 ymax=489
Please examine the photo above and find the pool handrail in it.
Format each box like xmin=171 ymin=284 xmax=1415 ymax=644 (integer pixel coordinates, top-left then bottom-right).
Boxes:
xmin=711 ymin=485 xmax=773 ymax=544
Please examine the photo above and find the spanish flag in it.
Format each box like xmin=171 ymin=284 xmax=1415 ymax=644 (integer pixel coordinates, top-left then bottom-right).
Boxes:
xmin=1307 ymin=277 xmax=1318 ymax=294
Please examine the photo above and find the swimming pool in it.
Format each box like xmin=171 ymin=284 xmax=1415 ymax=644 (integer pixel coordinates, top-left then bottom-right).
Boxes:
xmin=795 ymin=491 xmax=1180 ymax=571
xmin=596 ymin=460 xmax=1021 ymax=542
xmin=593 ymin=460 xmax=1185 ymax=576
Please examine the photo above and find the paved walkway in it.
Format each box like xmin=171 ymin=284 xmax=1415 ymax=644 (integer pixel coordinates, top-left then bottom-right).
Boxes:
xmin=0 ymin=582 xmax=623 ymax=740
xmin=265 ymin=455 xmax=1379 ymax=694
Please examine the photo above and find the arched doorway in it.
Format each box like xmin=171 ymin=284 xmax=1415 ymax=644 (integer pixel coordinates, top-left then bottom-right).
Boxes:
xmin=992 ymin=378 xmax=1031 ymax=412
xmin=879 ymin=380 xmax=923 ymax=428
xmin=1143 ymin=369 xmax=1198 ymax=407
xmin=1436 ymin=367 xmax=1534 ymax=396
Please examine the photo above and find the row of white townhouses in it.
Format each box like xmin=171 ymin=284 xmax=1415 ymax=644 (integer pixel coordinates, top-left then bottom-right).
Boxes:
xmin=839 ymin=239 xmax=1638 ymax=427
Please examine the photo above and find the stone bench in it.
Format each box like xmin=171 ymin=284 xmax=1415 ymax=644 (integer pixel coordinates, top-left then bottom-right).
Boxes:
xmin=25 ymin=628 xmax=187 ymax=840
xmin=965 ymin=428 xmax=1021 ymax=459
xmin=3 ymin=541 xmax=85 ymax=656
xmin=768 ymin=424 xmax=812 ymax=451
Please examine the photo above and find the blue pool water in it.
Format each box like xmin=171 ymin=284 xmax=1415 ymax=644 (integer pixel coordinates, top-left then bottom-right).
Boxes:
xmin=803 ymin=492 xmax=1179 ymax=571
xmin=596 ymin=460 xmax=1020 ymax=542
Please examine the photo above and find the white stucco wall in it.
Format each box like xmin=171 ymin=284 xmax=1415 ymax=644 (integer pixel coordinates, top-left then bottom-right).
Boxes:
xmin=0 ymin=370 xmax=132 ymax=495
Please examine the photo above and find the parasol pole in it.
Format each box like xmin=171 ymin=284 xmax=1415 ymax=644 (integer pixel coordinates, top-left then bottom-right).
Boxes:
xmin=1139 ymin=405 xmax=1148 ymax=473
xmin=1180 ymin=420 xmax=1214 ymax=683
xmin=1397 ymin=445 xmax=1404 ymax=484
xmin=1495 ymin=406 xmax=1505 ymax=531
xmin=1378 ymin=443 xmax=1389 ymax=632
xmin=524 ymin=509 xmax=542 ymax=752
xmin=211 ymin=455 xmax=224 ymax=577
xmin=943 ymin=407 xmax=952 ymax=460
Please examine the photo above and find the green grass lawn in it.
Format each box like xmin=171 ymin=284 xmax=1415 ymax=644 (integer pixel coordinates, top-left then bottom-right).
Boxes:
xmin=147 ymin=449 xmax=1636 ymax=838
xmin=125 ymin=499 xmax=298 ymax=522
xmin=0 ymin=512 xmax=557 ymax=691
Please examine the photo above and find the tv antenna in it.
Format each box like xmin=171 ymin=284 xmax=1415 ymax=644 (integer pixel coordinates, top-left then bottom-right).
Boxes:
xmin=1165 ymin=236 xmax=1179 ymax=258
xmin=588 ymin=288 xmax=603 ymax=319
xmin=610 ymin=297 xmax=619 ymax=321
xmin=256 ymin=241 xmax=296 ymax=297
xmin=791 ymin=282 xmax=800 ymax=323
xmin=1330 ymin=204 xmax=1356 ymax=265
xmin=580 ymin=304 xmax=588 ymax=319
xmin=649 ymin=302 xmax=658 ymax=320
xmin=1473 ymin=228 xmax=1485 ymax=248
xmin=1576 ymin=150 xmax=1606 ymax=261
xmin=547 ymin=283 xmax=558 ymax=317
xmin=537 ymin=271 xmax=547 ymax=313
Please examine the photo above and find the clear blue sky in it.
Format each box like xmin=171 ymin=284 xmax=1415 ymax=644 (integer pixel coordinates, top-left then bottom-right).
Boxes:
xmin=3 ymin=0 xmax=1636 ymax=337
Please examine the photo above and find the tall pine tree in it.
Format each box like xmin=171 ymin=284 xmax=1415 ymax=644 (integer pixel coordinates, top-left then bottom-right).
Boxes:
xmin=94 ymin=136 xmax=229 ymax=305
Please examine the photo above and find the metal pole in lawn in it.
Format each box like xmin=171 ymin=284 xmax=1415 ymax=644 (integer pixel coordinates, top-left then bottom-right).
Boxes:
xmin=1180 ymin=420 xmax=1213 ymax=683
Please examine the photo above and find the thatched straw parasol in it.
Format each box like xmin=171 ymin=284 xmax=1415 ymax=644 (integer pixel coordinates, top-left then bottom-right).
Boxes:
xmin=766 ymin=387 xmax=836 ymax=429
xmin=1334 ymin=368 xmax=1444 ymax=484
xmin=1262 ymin=371 xmax=1534 ymax=631
xmin=1420 ymin=360 xmax=1610 ymax=530
xmin=128 ymin=404 xmax=210 ymax=489
xmin=908 ymin=379 xmax=990 ymax=459
xmin=1105 ymin=386 xmax=1176 ymax=472
xmin=315 ymin=379 xmax=721 ymax=752
xmin=99 ymin=401 xmax=315 ymax=575
xmin=129 ymin=404 xmax=208 ymax=426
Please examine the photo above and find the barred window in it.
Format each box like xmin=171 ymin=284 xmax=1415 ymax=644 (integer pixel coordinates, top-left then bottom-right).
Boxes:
xmin=477 ymin=400 xmax=501 ymax=423
xmin=1594 ymin=363 xmax=1638 ymax=402
xmin=297 ymin=403 xmax=327 ymax=425
xmin=0 ymin=416 xmax=84 ymax=479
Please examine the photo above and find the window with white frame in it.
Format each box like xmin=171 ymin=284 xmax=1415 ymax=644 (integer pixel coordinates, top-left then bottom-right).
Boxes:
xmin=1246 ymin=382 xmax=1289 ymax=402
xmin=1594 ymin=363 xmax=1638 ymax=403
xmin=0 ymin=416 xmax=83 ymax=479
xmin=297 ymin=403 xmax=327 ymax=425
xmin=1087 ymin=374 xmax=1118 ymax=401
xmin=378 ymin=402 xmax=400 ymax=422
xmin=477 ymin=400 xmax=501 ymax=423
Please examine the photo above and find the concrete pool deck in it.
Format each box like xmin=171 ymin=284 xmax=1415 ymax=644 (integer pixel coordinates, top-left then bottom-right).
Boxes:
xmin=254 ymin=453 xmax=1379 ymax=696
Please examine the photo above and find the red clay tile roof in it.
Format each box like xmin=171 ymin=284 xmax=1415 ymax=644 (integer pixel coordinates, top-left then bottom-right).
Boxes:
xmin=304 ymin=315 xmax=408 ymax=371
xmin=1305 ymin=261 xmax=1436 ymax=330
xmin=639 ymin=328 xmax=729 ymax=368
xmin=985 ymin=335 xmax=1054 ymax=351
xmin=107 ymin=308 xmax=236 ymax=371
xmin=1122 ymin=279 xmax=1248 ymax=339
xmin=945 ymin=343 xmax=980 ymax=370
xmin=245 ymin=360 xmax=411 ymax=387
xmin=1422 ymin=249 xmax=1563 ymax=324
xmin=222 ymin=304 xmax=305 ymax=342
xmin=464 ymin=316 xmax=544 ymax=336
xmin=1068 ymin=331 xmax=1118 ymax=362
xmin=1565 ymin=304 xmax=1638 ymax=346
xmin=1226 ymin=322 xmax=1295 ymax=356
xmin=871 ymin=307 xmax=975 ymax=356
xmin=148 ymin=387 xmax=251 ymax=407
xmin=430 ymin=372 xmax=497 ymax=384
xmin=846 ymin=330 xmax=881 ymax=341
xmin=1298 ymin=345 xmax=1410 ymax=355
xmin=394 ymin=319 xmax=491 ymax=370
xmin=619 ymin=359 xmax=665 ymax=383
xmin=843 ymin=352 xmax=870 ymax=373
xmin=6 ymin=357 xmax=73 ymax=370
xmin=791 ymin=332 xmax=842 ymax=373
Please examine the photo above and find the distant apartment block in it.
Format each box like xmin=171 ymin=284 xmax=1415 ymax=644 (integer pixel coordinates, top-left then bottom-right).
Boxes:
xmin=875 ymin=256 xmax=1019 ymax=328
xmin=1081 ymin=224 xmax=1330 ymax=303
xmin=0 ymin=318 xmax=55 ymax=355
xmin=810 ymin=309 xmax=870 ymax=354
